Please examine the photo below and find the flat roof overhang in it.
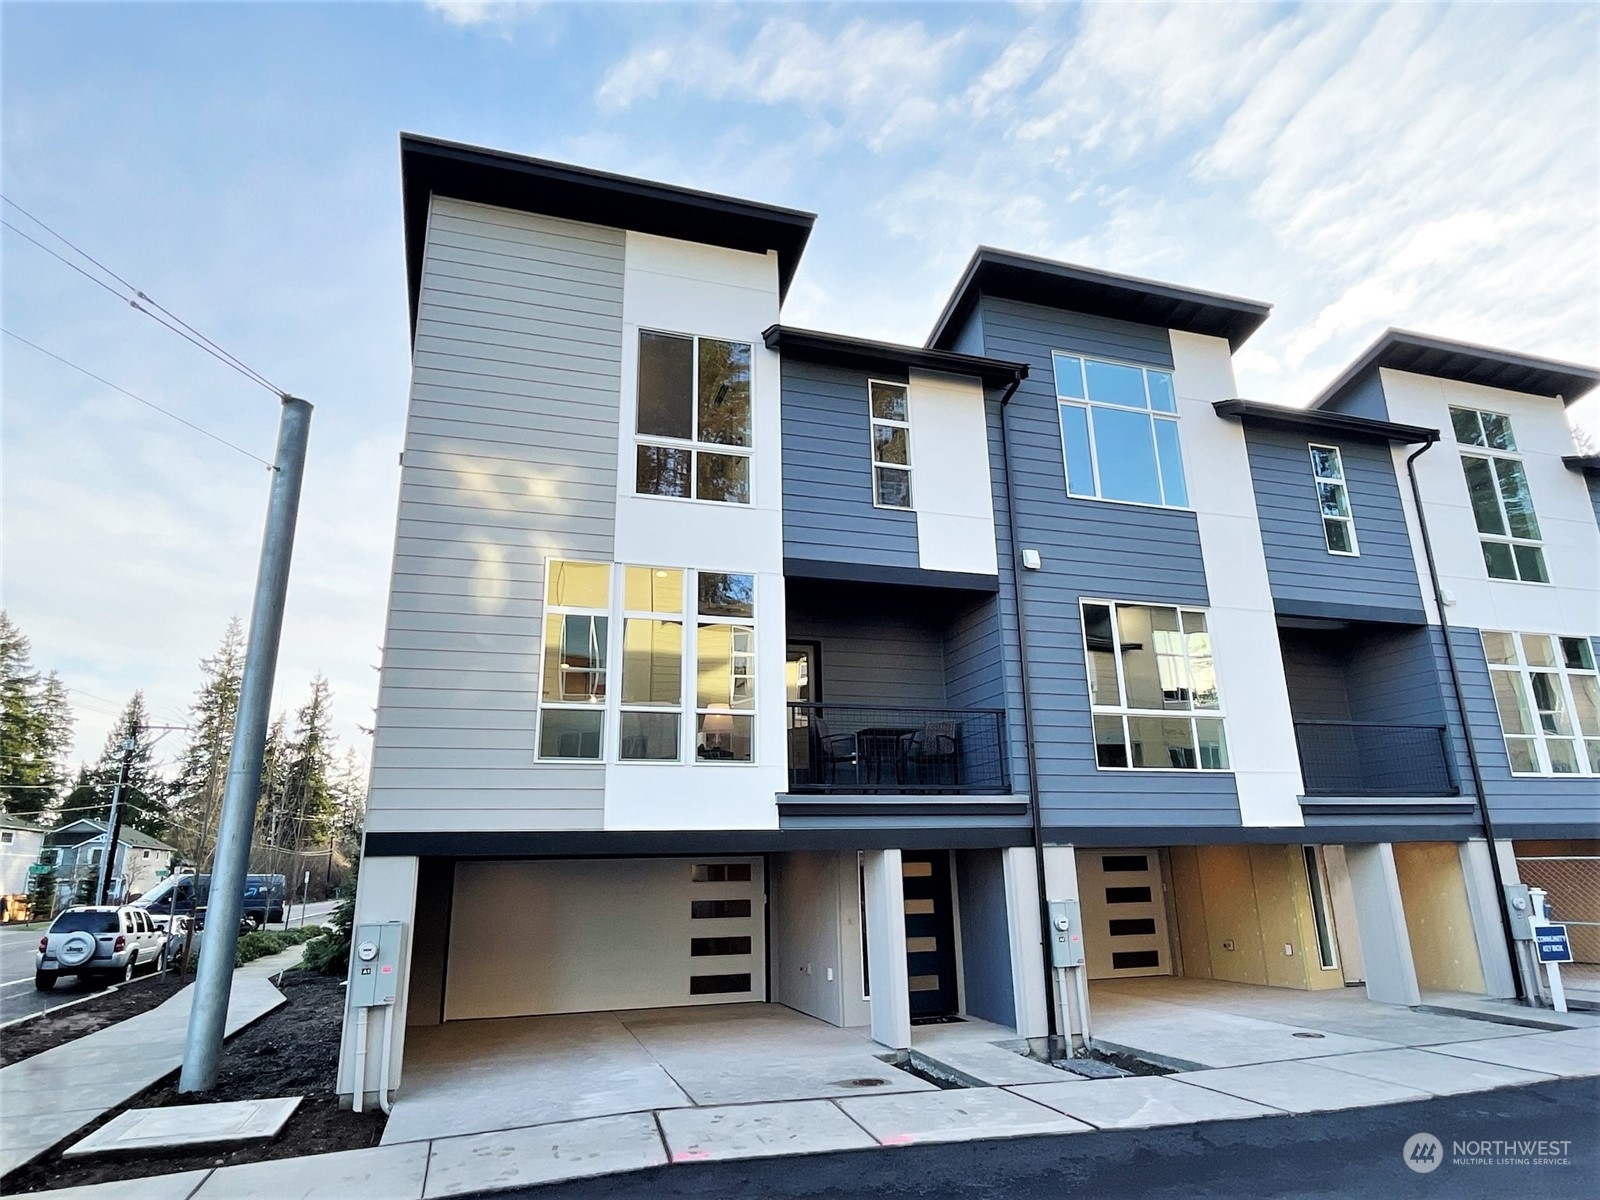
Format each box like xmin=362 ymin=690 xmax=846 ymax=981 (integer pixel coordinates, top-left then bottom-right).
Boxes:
xmin=400 ymin=133 xmax=816 ymax=339
xmin=763 ymin=325 xmax=1028 ymax=389
xmin=926 ymin=247 xmax=1271 ymax=352
xmin=1314 ymin=329 xmax=1600 ymax=410
xmin=1213 ymin=398 xmax=1437 ymax=444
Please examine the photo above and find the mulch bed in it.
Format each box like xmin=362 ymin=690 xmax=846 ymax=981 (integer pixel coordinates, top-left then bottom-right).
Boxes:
xmin=2 ymin=971 xmax=192 ymax=1069
xmin=4 ymin=970 xmax=387 ymax=1195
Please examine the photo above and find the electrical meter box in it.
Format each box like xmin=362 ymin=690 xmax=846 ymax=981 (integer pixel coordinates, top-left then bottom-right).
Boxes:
xmin=349 ymin=922 xmax=404 ymax=1008
xmin=1503 ymin=884 xmax=1534 ymax=940
xmin=1047 ymin=900 xmax=1084 ymax=969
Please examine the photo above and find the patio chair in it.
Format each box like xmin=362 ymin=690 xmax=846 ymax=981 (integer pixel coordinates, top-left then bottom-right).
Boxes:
xmin=904 ymin=720 xmax=959 ymax=787
xmin=809 ymin=714 xmax=859 ymax=785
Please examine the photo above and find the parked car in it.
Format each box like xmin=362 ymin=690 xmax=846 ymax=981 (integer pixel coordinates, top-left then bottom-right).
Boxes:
xmin=36 ymin=906 xmax=168 ymax=989
xmin=133 ymin=872 xmax=287 ymax=931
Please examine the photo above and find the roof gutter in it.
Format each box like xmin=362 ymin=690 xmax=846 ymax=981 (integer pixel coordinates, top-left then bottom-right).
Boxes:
xmin=994 ymin=372 xmax=1060 ymax=1041
xmin=1403 ymin=434 xmax=1525 ymax=1000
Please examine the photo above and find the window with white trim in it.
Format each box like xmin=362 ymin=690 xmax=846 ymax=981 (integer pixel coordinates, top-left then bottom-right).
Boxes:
xmin=635 ymin=331 xmax=752 ymax=504
xmin=1054 ymin=353 xmax=1187 ymax=507
xmin=695 ymin=572 xmax=756 ymax=762
xmin=619 ymin=566 xmax=685 ymax=761
xmin=1081 ymin=600 xmax=1229 ymax=770
xmin=868 ymin=380 xmax=912 ymax=508
xmin=1308 ymin=444 xmax=1358 ymax=555
xmin=537 ymin=561 xmax=611 ymax=760
xmin=1450 ymin=406 xmax=1546 ymax=583
xmin=1482 ymin=631 xmax=1599 ymax=776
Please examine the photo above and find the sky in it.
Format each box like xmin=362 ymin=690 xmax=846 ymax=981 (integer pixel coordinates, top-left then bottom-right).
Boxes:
xmin=2 ymin=0 xmax=1597 ymax=775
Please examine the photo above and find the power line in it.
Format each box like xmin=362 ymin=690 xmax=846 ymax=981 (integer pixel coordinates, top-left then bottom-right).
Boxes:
xmin=0 ymin=196 xmax=287 ymax=397
xmin=2 ymin=327 xmax=276 ymax=469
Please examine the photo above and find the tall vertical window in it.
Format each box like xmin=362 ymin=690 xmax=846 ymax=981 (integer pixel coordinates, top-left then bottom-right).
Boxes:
xmin=1450 ymin=406 xmax=1546 ymax=582
xmin=1301 ymin=846 xmax=1339 ymax=971
xmin=696 ymin=572 xmax=756 ymax=762
xmin=1054 ymin=353 xmax=1187 ymax=507
xmin=868 ymin=380 xmax=913 ymax=509
xmin=619 ymin=566 xmax=685 ymax=761
xmin=1482 ymin=631 xmax=1599 ymax=776
xmin=635 ymin=331 xmax=753 ymax=504
xmin=1081 ymin=600 xmax=1228 ymax=771
xmin=1308 ymin=445 xmax=1358 ymax=555
xmin=537 ymin=561 xmax=611 ymax=760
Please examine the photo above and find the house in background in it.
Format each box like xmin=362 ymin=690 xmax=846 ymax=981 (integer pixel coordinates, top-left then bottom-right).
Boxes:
xmin=0 ymin=813 xmax=47 ymax=920
xmin=43 ymin=819 xmax=180 ymax=906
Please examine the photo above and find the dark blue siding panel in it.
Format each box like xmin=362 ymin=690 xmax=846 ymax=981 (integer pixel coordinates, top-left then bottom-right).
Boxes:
xmin=1244 ymin=427 xmax=1426 ymax=620
xmin=979 ymin=297 xmax=1240 ymax=830
xmin=781 ymin=358 xmax=918 ymax=568
xmin=787 ymin=607 xmax=947 ymax=707
xmin=954 ymin=849 xmax=1016 ymax=1026
xmin=943 ymin=595 xmax=1007 ymax=712
xmin=1449 ymin=625 xmax=1598 ymax=826
xmin=1321 ymin=369 xmax=1390 ymax=420
xmin=1279 ymin=633 xmax=1353 ymax=721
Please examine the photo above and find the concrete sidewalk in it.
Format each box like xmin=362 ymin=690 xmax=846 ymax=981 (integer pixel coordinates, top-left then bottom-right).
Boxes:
xmin=20 ymin=1009 xmax=1599 ymax=1200
xmin=0 ymin=948 xmax=304 ymax=1177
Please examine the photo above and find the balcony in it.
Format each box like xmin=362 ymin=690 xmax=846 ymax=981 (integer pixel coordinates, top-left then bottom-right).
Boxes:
xmin=787 ymin=704 xmax=1010 ymax=795
xmin=1294 ymin=721 xmax=1459 ymax=798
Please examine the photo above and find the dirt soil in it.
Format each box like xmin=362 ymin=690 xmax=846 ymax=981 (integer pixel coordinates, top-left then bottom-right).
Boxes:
xmin=2 ymin=971 xmax=191 ymax=1069
xmin=4 ymin=971 xmax=386 ymax=1195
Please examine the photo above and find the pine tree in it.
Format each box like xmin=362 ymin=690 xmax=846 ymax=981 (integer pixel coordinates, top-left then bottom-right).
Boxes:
xmin=36 ymin=673 xmax=76 ymax=818
xmin=328 ymin=745 xmax=369 ymax=852
xmin=66 ymin=693 xmax=170 ymax=836
xmin=0 ymin=610 xmax=59 ymax=818
xmin=169 ymin=618 xmax=245 ymax=866
xmin=274 ymin=677 xmax=337 ymax=864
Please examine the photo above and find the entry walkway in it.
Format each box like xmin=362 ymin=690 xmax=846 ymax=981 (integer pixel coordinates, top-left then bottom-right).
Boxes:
xmin=0 ymin=948 xmax=303 ymax=1176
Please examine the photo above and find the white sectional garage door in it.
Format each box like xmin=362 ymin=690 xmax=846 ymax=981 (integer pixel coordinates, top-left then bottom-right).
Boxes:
xmin=444 ymin=857 xmax=765 ymax=1020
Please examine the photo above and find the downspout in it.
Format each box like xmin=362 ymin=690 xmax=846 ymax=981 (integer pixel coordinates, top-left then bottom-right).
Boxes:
xmin=996 ymin=371 xmax=1060 ymax=1040
xmin=1404 ymin=434 xmax=1525 ymax=999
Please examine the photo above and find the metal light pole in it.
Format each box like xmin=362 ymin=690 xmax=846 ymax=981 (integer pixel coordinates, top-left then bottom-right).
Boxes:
xmin=180 ymin=395 xmax=312 ymax=1093
xmin=96 ymin=737 xmax=135 ymax=904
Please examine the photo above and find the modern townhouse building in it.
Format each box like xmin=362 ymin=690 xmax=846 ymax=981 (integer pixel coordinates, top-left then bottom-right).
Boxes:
xmin=339 ymin=134 xmax=1599 ymax=1108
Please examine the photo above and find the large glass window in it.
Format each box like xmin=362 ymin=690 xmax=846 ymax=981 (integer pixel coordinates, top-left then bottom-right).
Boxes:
xmin=695 ymin=572 xmax=756 ymax=762
xmin=1450 ymin=406 xmax=1546 ymax=583
xmin=1082 ymin=601 xmax=1228 ymax=770
xmin=537 ymin=561 xmax=611 ymax=760
xmin=868 ymin=380 xmax=913 ymax=509
xmin=1308 ymin=444 xmax=1359 ymax=555
xmin=619 ymin=566 xmax=684 ymax=761
xmin=1482 ymin=631 xmax=1600 ymax=775
xmin=636 ymin=331 xmax=752 ymax=504
xmin=1054 ymin=353 xmax=1187 ymax=507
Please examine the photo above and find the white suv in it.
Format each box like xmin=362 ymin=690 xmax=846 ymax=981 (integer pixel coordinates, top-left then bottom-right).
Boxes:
xmin=36 ymin=906 xmax=168 ymax=990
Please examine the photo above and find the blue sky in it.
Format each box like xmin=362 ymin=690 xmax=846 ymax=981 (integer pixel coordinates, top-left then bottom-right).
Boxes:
xmin=3 ymin=1 xmax=1597 ymax=769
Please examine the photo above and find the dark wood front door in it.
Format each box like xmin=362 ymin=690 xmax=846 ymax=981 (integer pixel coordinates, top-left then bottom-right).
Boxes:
xmin=902 ymin=852 xmax=959 ymax=1018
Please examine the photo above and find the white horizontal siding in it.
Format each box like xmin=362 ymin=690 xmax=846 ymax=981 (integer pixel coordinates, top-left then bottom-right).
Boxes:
xmin=367 ymin=196 xmax=624 ymax=834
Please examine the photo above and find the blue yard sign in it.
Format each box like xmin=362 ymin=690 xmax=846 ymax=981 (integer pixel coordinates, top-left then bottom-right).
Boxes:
xmin=1533 ymin=924 xmax=1572 ymax=964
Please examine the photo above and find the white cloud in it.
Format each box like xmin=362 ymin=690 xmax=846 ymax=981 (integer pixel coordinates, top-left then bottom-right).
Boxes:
xmin=423 ymin=1 xmax=526 ymax=30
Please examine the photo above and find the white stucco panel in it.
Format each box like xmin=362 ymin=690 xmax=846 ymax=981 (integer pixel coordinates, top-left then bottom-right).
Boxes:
xmin=909 ymin=369 xmax=999 ymax=576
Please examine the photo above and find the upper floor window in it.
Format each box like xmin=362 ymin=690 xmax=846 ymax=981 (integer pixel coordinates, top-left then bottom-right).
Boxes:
xmin=868 ymin=381 xmax=913 ymax=509
xmin=619 ymin=566 xmax=685 ymax=762
xmin=696 ymin=573 xmax=756 ymax=762
xmin=537 ymin=561 xmax=611 ymax=760
xmin=635 ymin=331 xmax=752 ymax=504
xmin=1054 ymin=354 xmax=1187 ymax=508
xmin=1081 ymin=600 xmax=1228 ymax=771
xmin=1450 ymin=406 xmax=1546 ymax=583
xmin=1482 ymin=631 xmax=1599 ymax=776
xmin=1308 ymin=445 xmax=1359 ymax=555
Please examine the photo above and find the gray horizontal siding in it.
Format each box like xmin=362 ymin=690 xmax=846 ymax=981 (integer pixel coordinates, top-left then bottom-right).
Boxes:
xmin=368 ymin=197 xmax=624 ymax=830
xmin=787 ymin=610 xmax=946 ymax=707
xmin=977 ymin=299 xmax=1239 ymax=829
xmin=1243 ymin=427 xmax=1425 ymax=620
xmin=781 ymin=359 xmax=918 ymax=568
xmin=1321 ymin=369 xmax=1390 ymax=421
xmin=1279 ymin=633 xmax=1352 ymax=722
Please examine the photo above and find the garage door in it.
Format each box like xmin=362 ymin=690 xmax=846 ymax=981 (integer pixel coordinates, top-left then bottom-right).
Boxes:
xmin=444 ymin=857 xmax=765 ymax=1020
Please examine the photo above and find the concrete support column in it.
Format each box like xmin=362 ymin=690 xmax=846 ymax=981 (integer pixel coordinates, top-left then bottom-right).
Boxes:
xmin=862 ymin=848 xmax=910 ymax=1050
xmin=1002 ymin=847 xmax=1049 ymax=1038
xmin=1343 ymin=843 xmax=1420 ymax=1007
xmin=336 ymin=854 xmax=419 ymax=1107
xmin=1459 ymin=839 xmax=1516 ymax=999
xmin=1041 ymin=845 xmax=1090 ymax=1043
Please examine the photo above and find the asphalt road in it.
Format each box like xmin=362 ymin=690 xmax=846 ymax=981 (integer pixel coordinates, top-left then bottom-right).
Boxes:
xmin=0 ymin=900 xmax=338 ymax=1022
xmin=487 ymin=1077 xmax=1600 ymax=1200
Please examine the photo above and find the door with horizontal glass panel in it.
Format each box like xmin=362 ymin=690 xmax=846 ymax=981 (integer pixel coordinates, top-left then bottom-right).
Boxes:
xmin=1078 ymin=849 xmax=1172 ymax=979
xmin=901 ymin=853 xmax=959 ymax=1017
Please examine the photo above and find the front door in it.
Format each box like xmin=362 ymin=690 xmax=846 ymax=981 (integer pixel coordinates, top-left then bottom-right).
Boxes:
xmin=1078 ymin=848 xmax=1172 ymax=980
xmin=902 ymin=852 xmax=959 ymax=1018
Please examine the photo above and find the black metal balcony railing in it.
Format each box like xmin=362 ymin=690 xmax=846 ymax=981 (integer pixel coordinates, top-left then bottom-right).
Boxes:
xmin=1294 ymin=721 xmax=1459 ymax=798
xmin=787 ymin=704 xmax=1010 ymax=795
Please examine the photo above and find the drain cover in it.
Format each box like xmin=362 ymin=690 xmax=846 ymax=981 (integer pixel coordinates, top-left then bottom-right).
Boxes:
xmin=1292 ymin=1032 xmax=1326 ymax=1039
xmin=834 ymin=1077 xmax=889 ymax=1088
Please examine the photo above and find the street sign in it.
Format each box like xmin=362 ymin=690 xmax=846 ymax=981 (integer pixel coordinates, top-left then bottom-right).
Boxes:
xmin=27 ymin=863 xmax=51 ymax=878
xmin=1533 ymin=923 xmax=1572 ymax=964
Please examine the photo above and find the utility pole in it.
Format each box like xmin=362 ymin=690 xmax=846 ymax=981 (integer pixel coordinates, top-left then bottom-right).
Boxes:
xmin=96 ymin=736 xmax=136 ymax=905
xmin=180 ymin=395 xmax=312 ymax=1093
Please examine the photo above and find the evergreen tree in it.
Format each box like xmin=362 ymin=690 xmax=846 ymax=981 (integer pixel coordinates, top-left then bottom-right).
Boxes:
xmin=168 ymin=618 xmax=245 ymax=866
xmin=0 ymin=610 xmax=67 ymax=818
xmin=267 ymin=677 xmax=337 ymax=863
xmin=66 ymin=693 xmax=170 ymax=836
xmin=328 ymin=745 xmax=369 ymax=852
